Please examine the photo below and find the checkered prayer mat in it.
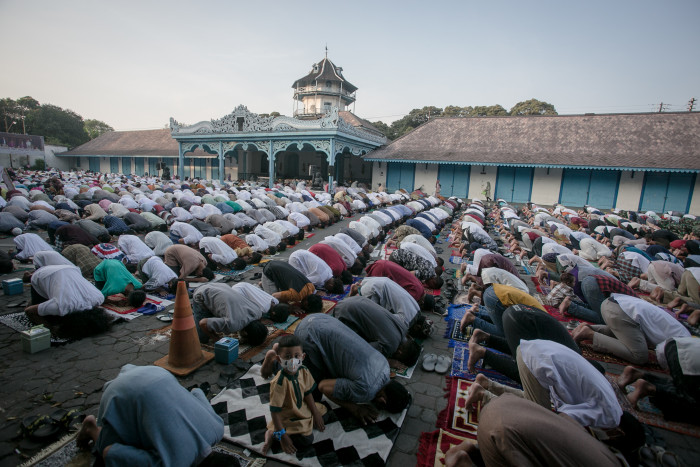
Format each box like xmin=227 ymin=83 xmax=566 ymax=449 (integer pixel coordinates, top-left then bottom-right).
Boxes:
xmin=210 ymin=364 xmax=408 ymax=466
xmin=0 ymin=312 xmax=69 ymax=344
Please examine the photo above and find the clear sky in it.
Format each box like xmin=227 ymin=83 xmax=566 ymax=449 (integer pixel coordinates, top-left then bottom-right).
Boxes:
xmin=1 ymin=0 xmax=698 ymax=130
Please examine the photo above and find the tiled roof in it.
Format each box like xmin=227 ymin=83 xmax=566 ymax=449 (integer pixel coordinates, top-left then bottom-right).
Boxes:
xmin=60 ymin=129 xmax=178 ymax=156
xmin=292 ymin=58 xmax=357 ymax=93
xmin=364 ymin=112 xmax=700 ymax=171
xmin=339 ymin=111 xmax=385 ymax=138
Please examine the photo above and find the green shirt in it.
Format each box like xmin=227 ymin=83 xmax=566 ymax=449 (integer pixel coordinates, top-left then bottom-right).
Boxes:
xmin=94 ymin=259 xmax=142 ymax=296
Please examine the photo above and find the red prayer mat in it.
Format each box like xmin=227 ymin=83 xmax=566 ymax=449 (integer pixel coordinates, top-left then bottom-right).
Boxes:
xmin=417 ymin=429 xmax=477 ymax=467
xmin=436 ymin=377 xmax=482 ymax=437
xmin=102 ymin=296 xmax=163 ymax=315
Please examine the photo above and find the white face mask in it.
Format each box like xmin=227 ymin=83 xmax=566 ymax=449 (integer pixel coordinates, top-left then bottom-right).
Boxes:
xmin=280 ymin=357 xmax=303 ymax=373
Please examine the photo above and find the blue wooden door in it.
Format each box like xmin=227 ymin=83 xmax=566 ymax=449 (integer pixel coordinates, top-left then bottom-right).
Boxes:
xmin=148 ymin=159 xmax=159 ymax=177
xmin=640 ymin=173 xmax=670 ymax=212
xmin=134 ymin=157 xmax=144 ymax=176
xmin=438 ymin=165 xmax=470 ymax=198
xmin=559 ymin=169 xmax=591 ymax=207
xmin=512 ymin=168 xmax=533 ymax=203
xmin=496 ymin=167 xmax=532 ymax=203
xmin=664 ymin=173 xmax=695 ymax=213
xmin=438 ymin=165 xmax=455 ymax=197
xmin=386 ymin=162 xmax=415 ymax=192
xmin=89 ymin=157 xmax=100 ymax=172
xmin=110 ymin=158 xmax=119 ymax=174
xmin=122 ymin=157 xmax=132 ymax=175
xmin=640 ymin=172 xmax=695 ymax=213
xmin=587 ymin=170 xmax=619 ymax=209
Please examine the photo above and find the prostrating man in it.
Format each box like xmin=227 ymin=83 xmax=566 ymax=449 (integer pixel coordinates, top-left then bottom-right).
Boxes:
xmin=94 ymin=259 xmax=147 ymax=308
xmin=24 ymin=265 xmax=111 ymax=339
xmin=163 ymin=244 xmax=215 ymax=282
xmin=193 ymin=283 xmax=271 ymax=344
xmin=332 ymin=296 xmax=421 ymax=367
xmin=260 ymin=260 xmax=322 ymax=313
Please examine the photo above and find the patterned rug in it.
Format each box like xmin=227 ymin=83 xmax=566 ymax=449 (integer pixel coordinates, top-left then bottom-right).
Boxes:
xmin=210 ymin=364 xmax=408 ymax=466
xmin=216 ymin=264 xmax=255 ymax=277
xmin=443 ymin=305 xmax=469 ymax=348
xmin=451 ymin=342 xmax=521 ymax=388
xmin=581 ymin=344 xmax=666 ymax=373
xmin=449 ymin=256 xmax=468 ymax=264
xmin=416 ymin=429 xmax=477 ymax=467
xmin=605 ymin=374 xmax=700 ymax=438
xmin=436 ymin=378 xmax=481 ymax=437
xmin=101 ymin=295 xmax=170 ymax=315
xmin=21 ymin=432 xmax=268 ymax=467
xmin=0 ymin=312 xmax=69 ymax=344
xmin=315 ymin=277 xmax=362 ymax=302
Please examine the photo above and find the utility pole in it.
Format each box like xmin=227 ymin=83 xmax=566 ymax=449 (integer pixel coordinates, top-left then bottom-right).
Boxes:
xmin=688 ymin=98 xmax=696 ymax=112
xmin=658 ymin=102 xmax=665 ymax=113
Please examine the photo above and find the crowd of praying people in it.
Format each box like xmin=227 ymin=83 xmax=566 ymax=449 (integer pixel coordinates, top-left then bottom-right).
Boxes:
xmin=1 ymin=167 xmax=699 ymax=466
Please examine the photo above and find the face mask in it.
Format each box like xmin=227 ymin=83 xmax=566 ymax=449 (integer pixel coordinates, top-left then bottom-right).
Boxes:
xmin=280 ymin=358 xmax=303 ymax=373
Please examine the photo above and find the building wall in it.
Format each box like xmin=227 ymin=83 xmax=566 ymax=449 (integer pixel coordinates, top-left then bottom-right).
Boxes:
xmin=688 ymin=176 xmax=700 ymax=216
xmin=531 ymin=168 xmax=562 ymax=205
xmin=413 ymin=164 xmax=439 ymax=194
xmin=615 ymin=171 xmax=644 ymax=211
xmin=44 ymin=145 xmax=70 ymax=170
xmin=468 ymin=166 xmax=498 ymax=200
xmin=372 ymin=161 xmax=387 ymax=191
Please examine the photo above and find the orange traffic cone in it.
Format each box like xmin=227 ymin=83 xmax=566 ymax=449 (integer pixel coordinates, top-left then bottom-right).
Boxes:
xmin=155 ymin=281 xmax=213 ymax=376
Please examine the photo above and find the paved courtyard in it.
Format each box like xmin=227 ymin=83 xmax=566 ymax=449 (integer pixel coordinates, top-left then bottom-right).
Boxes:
xmin=0 ymin=212 xmax=698 ymax=466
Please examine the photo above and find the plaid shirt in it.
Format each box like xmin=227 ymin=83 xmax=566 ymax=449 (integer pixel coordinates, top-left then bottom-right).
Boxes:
xmin=545 ymin=283 xmax=575 ymax=306
xmin=593 ymin=275 xmax=638 ymax=298
xmin=62 ymin=244 xmax=102 ymax=278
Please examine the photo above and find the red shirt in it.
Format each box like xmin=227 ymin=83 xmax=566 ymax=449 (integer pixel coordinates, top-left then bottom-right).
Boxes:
xmin=366 ymin=260 xmax=424 ymax=301
xmin=309 ymin=244 xmax=347 ymax=277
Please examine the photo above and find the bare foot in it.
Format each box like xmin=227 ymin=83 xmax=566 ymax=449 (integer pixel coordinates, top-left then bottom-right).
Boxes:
xmin=460 ymin=310 xmax=476 ymax=334
xmin=627 ymin=378 xmax=656 ymax=407
xmin=445 ymin=441 xmax=477 ymax=467
xmin=667 ymin=297 xmax=683 ymax=309
xmin=467 ymin=341 xmax=486 ymax=373
xmin=261 ymin=429 xmax=274 ymax=454
xmin=559 ymin=296 xmax=572 ymax=315
xmin=571 ymin=324 xmax=594 ymax=344
xmin=627 ymin=277 xmax=641 ymax=290
xmin=469 ymin=328 xmax=489 ymax=345
xmin=475 ymin=373 xmax=490 ymax=390
xmin=650 ymin=287 xmax=666 ymax=303
xmin=617 ymin=366 xmax=644 ymax=390
xmin=688 ymin=309 xmax=700 ymax=326
xmin=349 ymin=283 xmax=360 ymax=296
xmin=464 ymin=383 xmax=485 ymax=410
xmin=77 ymin=415 xmax=99 ymax=451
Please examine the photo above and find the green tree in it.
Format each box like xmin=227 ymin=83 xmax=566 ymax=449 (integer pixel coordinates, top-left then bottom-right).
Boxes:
xmin=509 ymin=98 xmax=557 ymax=116
xmin=390 ymin=106 xmax=443 ymax=138
xmin=0 ymin=98 xmax=20 ymax=132
xmin=84 ymin=119 xmax=114 ymax=140
xmin=369 ymin=120 xmax=393 ymax=139
xmin=469 ymin=105 xmax=509 ymax=117
xmin=25 ymin=104 xmax=89 ymax=147
xmin=443 ymin=105 xmax=473 ymax=117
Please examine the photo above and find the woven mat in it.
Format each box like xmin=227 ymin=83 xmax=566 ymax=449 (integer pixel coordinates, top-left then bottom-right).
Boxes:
xmin=416 ymin=429 xmax=477 ymax=467
xmin=210 ymin=364 xmax=408 ymax=466
xmin=605 ymin=374 xmax=700 ymax=438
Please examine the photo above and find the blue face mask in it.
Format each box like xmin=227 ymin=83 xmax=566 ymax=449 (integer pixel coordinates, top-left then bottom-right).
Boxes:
xmin=280 ymin=357 xmax=303 ymax=373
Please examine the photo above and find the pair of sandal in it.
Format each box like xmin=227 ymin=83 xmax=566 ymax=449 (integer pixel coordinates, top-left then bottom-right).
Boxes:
xmin=638 ymin=445 xmax=680 ymax=467
xmin=22 ymin=409 xmax=81 ymax=440
xmin=422 ymin=353 xmax=450 ymax=374
xmin=138 ymin=303 xmax=165 ymax=315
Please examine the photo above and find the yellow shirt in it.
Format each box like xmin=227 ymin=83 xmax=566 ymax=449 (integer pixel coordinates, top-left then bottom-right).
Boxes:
xmin=267 ymin=366 xmax=327 ymax=435
xmin=492 ymin=284 xmax=546 ymax=312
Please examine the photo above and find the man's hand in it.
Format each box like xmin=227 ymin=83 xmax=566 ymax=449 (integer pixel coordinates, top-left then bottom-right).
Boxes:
xmin=313 ymin=412 xmax=325 ymax=432
xmin=349 ymin=404 xmax=378 ymax=425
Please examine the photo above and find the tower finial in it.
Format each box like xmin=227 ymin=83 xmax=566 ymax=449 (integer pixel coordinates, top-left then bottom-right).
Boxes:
xmin=325 ymin=44 xmax=328 ymax=59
